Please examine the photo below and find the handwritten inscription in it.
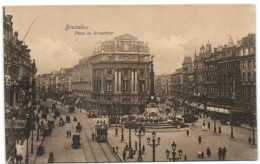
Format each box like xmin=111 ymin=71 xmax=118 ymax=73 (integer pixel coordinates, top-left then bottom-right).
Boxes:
xmin=65 ymin=24 xmax=113 ymax=36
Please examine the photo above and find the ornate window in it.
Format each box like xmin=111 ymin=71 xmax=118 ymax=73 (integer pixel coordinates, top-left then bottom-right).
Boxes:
xmin=106 ymin=80 xmax=112 ymax=92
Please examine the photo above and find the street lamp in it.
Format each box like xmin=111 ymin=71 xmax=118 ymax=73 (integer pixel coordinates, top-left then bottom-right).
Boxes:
xmin=25 ymin=113 xmax=30 ymax=164
xmin=165 ymin=142 xmax=183 ymax=161
xmin=134 ymin=127 xmax=145 ymax=162
xmin=31 ymin=107 xmax=34 ymax=154
xmin=230 ymin=110 xmax=234 ymax=139
xmin=128 ymin=115 xmax=132 ymax=150
xmin=115 ymin=114 xmax=118 ymax=136
xmin=147 ymin=131 xmax=161 ymax=162
xmin=121 ymin=124 xmax=124 ymax=142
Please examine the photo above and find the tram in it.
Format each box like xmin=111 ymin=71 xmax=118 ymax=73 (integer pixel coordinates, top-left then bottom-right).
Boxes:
xmin=88 ymin=110 xmax=99 ymax=118
xmin=95 ymin=124 xmax=108 ymax=142
xmin=68 ymin=106 xmax=75 ymax=113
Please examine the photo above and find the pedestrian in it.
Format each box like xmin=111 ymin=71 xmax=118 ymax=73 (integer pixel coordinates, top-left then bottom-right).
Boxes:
xmin=203 ymin=121 xmax=206 ymax=128
xmin=18 ymin=154 xmax=22 ymax=164
xmin=112 ymin=147 xmax=115 ymax=153
xmin=222 ymin=147 xmax=227 ymax=160
xmin=248 ymin=136 xmax=252 ymax=145
xmin=218 ymin=147 xmax=222 ymax=160
xmin=123 ymin=151 xmax=126 ymax=161
xmin=201 ymin=151 xmax=204 ymax=159
xmin=184 ymin=154 xmax=187 ymax=161
xmin=208 ymin=122 xmax=210 ymax=130
xmin=69 ymin=130 xmax=71 ymax=138
xmin=207 ymin=147 xmax=211 ymax=158
xmin=142 ymin=145 xmax=145 ymax=154
xmin=135 ymin=141 xmax=138 ymax=150
xmin=198 ymin=135 xmax=202 ymax=144
xmin=15 ymin=154 xmax=18 ymax=164
xmin=218 ymin=126 xmax=222 ymax=135
xmin=125 ymin=143 xmax=128 ymax=150
xmin=92 ymin=133 xmax=95 ymax=141
xmin=186 ymin=129 xmax=189 ymax=137
xmin=116 ymin=146 xmax=119 ymax=153
xmin=66 ymin=130 xmax=69 ymax=138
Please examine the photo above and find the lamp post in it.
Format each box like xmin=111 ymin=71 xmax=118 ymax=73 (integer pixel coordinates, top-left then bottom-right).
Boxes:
xmin=30 ymin=107 xmax=34 ymax=154
xmin=147 ymin=131 xmax=161 ymax=162
xmin=37 ymin=123 xmax=39 ymax=141
xmin=134 ymin=127 xmax=145 ymax=162
xmin=115 ymin=114 xmax=118 ymax=136
xmin=252 ymin=112 xmax=256 ymax=147
xmin=230 ymin=110 xmax=234 ymax=139
xmin=165 ymin=142 xmax=183 ymax=161
xmin=25 ymin=113 xmax=30 ymax=164
xmin=213 ymin=107 xmax=217 ymax=135
xmin=128 ymin=115 xmax=132 ymax=150
xmin=121 ymin=124 xmax=124 ymax=142
xmin=31 ymin=127 xmax=34 ymax=154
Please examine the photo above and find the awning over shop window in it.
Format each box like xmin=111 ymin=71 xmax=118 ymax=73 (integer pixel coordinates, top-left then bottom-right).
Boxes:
xmin=207 ymin=106 xmax=230 ymax=114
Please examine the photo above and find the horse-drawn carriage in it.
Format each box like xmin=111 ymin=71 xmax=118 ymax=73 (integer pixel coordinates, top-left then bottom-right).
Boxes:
xmin=48 ymin=118 xmax=55 ymax=128
xmin=76 ymin=122 xmax=82 ymax=132
xmin=43 ymin=124 xmax=52 ymax=137
xmin=95 ymin=124 xmax=108 ymax=142
xmin=66 ymin=116 xmax=71 ymax=123
xmin=59 ymin=117 xmax=65 ymax=126
xmin=69 ymin=106 xmax=75 ymax=113
xmin=72 ymin=135 xmax=81 ymax=149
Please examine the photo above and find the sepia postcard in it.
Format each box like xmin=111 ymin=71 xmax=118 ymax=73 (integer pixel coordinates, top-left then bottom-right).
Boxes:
xmin=3 ymin=5 xmax=257 ymax=163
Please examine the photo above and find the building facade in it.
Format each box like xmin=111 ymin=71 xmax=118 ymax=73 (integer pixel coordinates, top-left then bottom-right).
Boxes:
xmin=90 ymin=34 xmax=152 ymax=114
xmin=4 ymin=13 xmax=37 ymax=109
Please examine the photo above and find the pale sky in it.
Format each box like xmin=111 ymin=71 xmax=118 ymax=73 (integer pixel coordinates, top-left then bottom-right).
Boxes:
xmin=5 ymin=5 xmax=255 ymax=75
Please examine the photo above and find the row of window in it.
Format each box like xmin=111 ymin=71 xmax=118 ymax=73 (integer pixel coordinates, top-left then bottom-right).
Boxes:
xmin=242 ymin=71 xmax=256 ymax=81
xmin=94 ymin=68 xmax=146 ymax=75
xmin=242 ymin=60 xmax=256 ymax=68
xmin=106 ymin=80 xmax=146 ymax=92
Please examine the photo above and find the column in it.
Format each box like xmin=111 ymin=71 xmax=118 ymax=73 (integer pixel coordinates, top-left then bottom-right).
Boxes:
xmin=13 ymin=91 xmax=16 ymax=107
xmin=115 ymin=69 xmax=118 ymax=93
xmin=119 ymin=69 xmax=121 ymax=93
xmin=131 ymin=70 xmax=134 ymax=93
xmin=135 ymin=69 xmax=138 ymax=93
xmin=101 ymin=70 xmax=104 ymax=93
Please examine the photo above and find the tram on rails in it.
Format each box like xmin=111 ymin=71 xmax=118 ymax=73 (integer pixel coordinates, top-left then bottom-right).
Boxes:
xmin=87 ymin=110 xmax=99 ymax=118
xmin=95 ymin=124 xmax=108 ymax=142
xmin=68 ymin=106 xmax=75 ymax=113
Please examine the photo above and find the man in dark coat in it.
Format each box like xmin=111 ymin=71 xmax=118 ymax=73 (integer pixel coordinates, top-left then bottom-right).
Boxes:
xmin=122 ymin=151 xmax=126 ymax=161
xmin=186 ymin=129 xmax=189 ymax=137
xmin=248 ymin=136 xmax=252 ymax=145
xmin=218 ymin=126 xmax=222 ymax=135
xmin=208 ymin=122 xmax=211 ymax=130
xmin=198 ymin=135 xmax=202 ymax=144
xmin=184 ymin=154 xmax=187 ymax=161
xmin=135 ymin=141 xmax=138 ymax=150
xmin=18 ymin=154 xmax=22 ymax=164
xmin=142 ymin=145 xmax=145 ymax=154
xmin=222 ymin=147 xmax=227 ymax=160
xmin=218 ymin=147 xmax=222 ymax=160
xmin=207 ymin=147 xmax=211 ymax=158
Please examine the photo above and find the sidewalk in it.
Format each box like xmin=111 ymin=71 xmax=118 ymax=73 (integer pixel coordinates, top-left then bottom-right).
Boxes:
xmin=6 ymin=109 xmax=50 ymax=164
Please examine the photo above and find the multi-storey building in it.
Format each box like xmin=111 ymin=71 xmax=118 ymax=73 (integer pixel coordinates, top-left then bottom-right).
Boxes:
xmin=90 ymin=33 xmax=152 ymax=114
xmin=155 ymin=74 xmax=171 ymax=102
xmin=4 ymin=13 xmax=37 ymax=108
xmin=72 ymin=57 xmax=93 ymax=108
xmin=4 ymin=10 xmax=37 ymax=159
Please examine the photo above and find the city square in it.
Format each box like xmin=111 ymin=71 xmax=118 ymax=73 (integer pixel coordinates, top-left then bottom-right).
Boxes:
xmin=3 ymin=5 xmax=257 ymax=163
